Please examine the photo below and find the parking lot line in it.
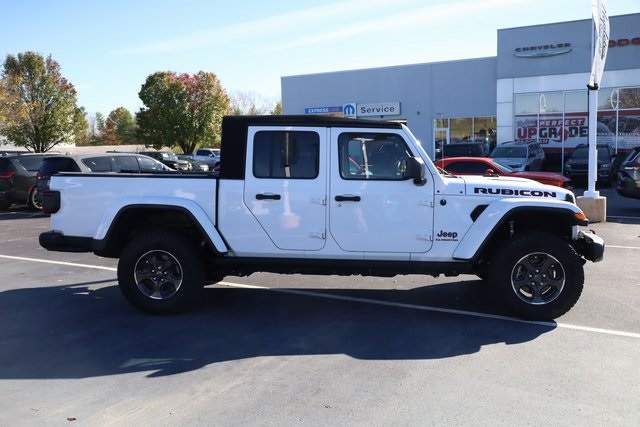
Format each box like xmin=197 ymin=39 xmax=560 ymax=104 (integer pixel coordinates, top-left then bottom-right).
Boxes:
xmin=607 ymin=244 xmax=640 ymax=250
xmin=0 ymin=254 xmax=117 ymax=271
xmin=2 ymin=254 xmax=639 ymax=340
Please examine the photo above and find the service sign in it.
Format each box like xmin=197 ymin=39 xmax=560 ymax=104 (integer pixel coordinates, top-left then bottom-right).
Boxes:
xmin=357 ymin=102 xmax=401 ymax=117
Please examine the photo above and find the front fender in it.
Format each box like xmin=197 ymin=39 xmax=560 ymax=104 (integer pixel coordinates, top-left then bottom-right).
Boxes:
xmin=95 ymin=196 xmax=228 ymax=254
xmin=452 ymin=198 xmax=586 ymax=261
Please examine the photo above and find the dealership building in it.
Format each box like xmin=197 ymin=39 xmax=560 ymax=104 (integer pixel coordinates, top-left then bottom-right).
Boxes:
xmin=281 ymin=13 xmax=640 ymax=166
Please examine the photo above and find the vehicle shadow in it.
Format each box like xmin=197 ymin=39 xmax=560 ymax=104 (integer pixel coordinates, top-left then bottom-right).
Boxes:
xmin=0 ymin=279 xmax=555 ymax=380
xmin=0 ymin=205 xmax=46 ymax=220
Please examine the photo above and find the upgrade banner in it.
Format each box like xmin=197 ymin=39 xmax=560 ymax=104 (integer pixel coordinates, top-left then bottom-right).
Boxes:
xmin=515 ymin=110 xmax=640 ymax=151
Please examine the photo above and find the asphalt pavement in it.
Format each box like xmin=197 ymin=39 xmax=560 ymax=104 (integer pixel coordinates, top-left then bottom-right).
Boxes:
xmin=0 ymin=191 xmax=639 ymax=426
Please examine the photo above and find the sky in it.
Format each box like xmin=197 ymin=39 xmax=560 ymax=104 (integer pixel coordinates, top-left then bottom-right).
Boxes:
xmin=1 ymin=0 xmax=638 ymax=117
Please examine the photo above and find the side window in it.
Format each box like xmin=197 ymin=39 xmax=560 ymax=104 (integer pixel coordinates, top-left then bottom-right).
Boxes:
xmin=113 ymin=156 xmax=140 ymax=172
xmin=253 ymin=131 xmax=319 ymax=179
xmin=82 ymin=156 xmax=112 ymax=172
xmin=338 ymin=132 xmax=411 ymax=180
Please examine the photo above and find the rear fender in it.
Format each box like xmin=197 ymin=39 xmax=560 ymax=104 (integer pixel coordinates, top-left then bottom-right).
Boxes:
xmin=95 ymin=197 xmax=228 ymax=254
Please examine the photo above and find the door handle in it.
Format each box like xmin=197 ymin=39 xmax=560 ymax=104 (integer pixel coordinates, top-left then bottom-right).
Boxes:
xmin=335 ymin=195 xmax=361 ymax=202
xmin=256 ymin=193 xmax=281 ymax=200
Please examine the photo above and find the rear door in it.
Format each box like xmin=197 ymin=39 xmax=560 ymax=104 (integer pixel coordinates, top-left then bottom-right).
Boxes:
xmin=243 ymin=127 xmax=327 ymax=251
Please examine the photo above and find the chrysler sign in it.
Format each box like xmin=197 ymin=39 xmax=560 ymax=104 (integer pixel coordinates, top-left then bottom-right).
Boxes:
xmin=514 ymin=43 xmax=572 ymax=58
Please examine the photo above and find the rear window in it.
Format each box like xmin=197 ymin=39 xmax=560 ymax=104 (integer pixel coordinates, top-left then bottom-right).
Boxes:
xmin=39 ymin=157 xmax=82 ymax=175
xmin=15 ymin=155 xmax=45 ymax=171
xmin=82 ymin=157 xmax=112 ymax=172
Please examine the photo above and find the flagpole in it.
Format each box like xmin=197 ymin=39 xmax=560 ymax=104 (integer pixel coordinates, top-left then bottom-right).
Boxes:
xmin=584 ymin=0 xmax=609 ymax=199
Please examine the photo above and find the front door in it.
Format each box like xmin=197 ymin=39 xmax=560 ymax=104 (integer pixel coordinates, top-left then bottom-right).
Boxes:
xmin=328 ymin=128 xmax=434 ymax=255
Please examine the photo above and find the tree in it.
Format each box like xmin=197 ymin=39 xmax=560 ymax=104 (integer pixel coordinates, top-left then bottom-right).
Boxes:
xmin=271 ymin=100 xmax=282 ymax=115
xmin=230 ymin=90 xmax=274 ymax=115
xmin=103 ymin=107 xmax=138 ymax=145
xmin=136 ymin=71 xmax=230 ymax=154
xmin=0 ymin=51 xmax=88 ymax=152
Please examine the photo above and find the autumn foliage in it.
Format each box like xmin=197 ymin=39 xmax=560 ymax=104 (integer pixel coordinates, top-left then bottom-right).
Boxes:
xmin=136 ymin=71 xmax=230 ymax=154
xmin=0 ymin=51 xmax=88 ymax=152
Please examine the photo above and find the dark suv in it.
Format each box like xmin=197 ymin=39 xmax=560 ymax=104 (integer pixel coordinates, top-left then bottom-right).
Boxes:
xmin=564 ymin=144 xmax=616 ymax=186
xmin=440 ymin=142 xmax=486 ymax=159
xmin=0 ymin=153 xmax=48 ymax=210
xmin=616 ymin=146 xmax=640 ymax=199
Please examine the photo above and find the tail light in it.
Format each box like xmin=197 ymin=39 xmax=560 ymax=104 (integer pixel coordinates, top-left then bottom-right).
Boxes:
xmin=41 ymin=190 xmax=60 ymax=214
xmin=0 ymin=171 xmax=16 ymax=179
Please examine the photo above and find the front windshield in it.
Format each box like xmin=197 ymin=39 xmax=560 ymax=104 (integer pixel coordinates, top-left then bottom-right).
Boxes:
xmin=571 ymin=147 xmax=609 ymax=159
xmin=490 ymin=160 xmax=515 ymax=173
xmin=491 ymin=146 xmax=526 ymax=158
xmin=161 ymin=152 xmax=179 ymax=161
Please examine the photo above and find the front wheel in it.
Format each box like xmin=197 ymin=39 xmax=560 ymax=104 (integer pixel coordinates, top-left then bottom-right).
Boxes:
xmin=488 ymin=232 xmax=584 ymax=320
xmin=117 ymin=231 xmax=204 ymax=314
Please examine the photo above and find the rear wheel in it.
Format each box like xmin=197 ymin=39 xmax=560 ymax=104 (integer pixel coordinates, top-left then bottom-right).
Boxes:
xmin=118 ymin=231 xmax=204 ymax=314
xmin=488 ymin=232 xmax=584 ymax=320
xmin=27 ymin=187 xmax=42 ymax=210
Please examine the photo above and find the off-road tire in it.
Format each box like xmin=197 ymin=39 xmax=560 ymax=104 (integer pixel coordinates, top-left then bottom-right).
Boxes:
xmin=488 ymin=232 xmax=584 ymax=320
xmin=117 ymin=231 xmax=204 ymax=314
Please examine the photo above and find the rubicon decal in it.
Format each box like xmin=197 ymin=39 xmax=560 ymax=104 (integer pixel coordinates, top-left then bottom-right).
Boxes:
xmin=474 ymin=187 xmax=557 ymax=197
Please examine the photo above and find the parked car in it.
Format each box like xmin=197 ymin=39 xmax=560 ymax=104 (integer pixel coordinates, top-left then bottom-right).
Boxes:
xmin=616 ymin=146 xmax=640 ymax=199
xmin=139 ymin=151 xmax=190 ymax=171
xmin=192 ymin=148 xmax=221 ymax=168
xmin=0 ymin=153 xmax=49 ymax=210
xmin=434 ymin=156 xmax=573 ymax=189
xmin=176 ymin=154 xmax=209 ymax=171
xmin=37 ymin=153 xmax=172 ymax=195
xmin=564 ymin=143 xmax=616 ymax=186
xmin=440 ymin=142 xmax=486 ymax=159
xmin=489 ymin=141 xmax=545 ymax=172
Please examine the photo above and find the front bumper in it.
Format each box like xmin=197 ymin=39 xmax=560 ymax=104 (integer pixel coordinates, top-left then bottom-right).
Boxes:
xmin=572 ymin=230 xmax=605 ymax=262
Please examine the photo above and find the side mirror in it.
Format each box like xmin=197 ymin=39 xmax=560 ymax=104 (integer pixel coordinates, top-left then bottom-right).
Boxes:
xmin=404 ymin=157 xmax=427 ymax=186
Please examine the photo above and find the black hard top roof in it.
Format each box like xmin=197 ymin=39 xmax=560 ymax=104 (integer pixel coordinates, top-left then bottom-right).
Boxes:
xmin=222 ymin=115 xmax=404 ymax=129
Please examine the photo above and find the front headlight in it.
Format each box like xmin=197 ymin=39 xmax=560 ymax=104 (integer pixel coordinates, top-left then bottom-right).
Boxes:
xmin=565 ymin=163 xmax=572 ymax=171
xmin=599 ymin=163 xmax=610 ymax=171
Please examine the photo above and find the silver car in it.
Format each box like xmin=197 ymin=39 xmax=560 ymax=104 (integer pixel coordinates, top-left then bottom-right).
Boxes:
xmin=490 ymin=141 xmax=545 ymax=172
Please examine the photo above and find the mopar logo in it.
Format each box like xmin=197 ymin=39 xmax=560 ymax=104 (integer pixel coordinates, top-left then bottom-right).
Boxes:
xmin=343 ymin=103 xmax=356 ymax=118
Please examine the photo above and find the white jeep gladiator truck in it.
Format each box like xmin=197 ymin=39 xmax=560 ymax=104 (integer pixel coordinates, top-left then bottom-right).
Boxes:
xmin=39 ymin=115 xmax=604 ymax=320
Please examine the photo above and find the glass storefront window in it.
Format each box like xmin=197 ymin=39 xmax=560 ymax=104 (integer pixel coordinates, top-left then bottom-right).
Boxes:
xmin=539 ymin=92 xmax=564 ymax=113
xmin=619 ymin=87 xmax=640 ymax=109
xmin=515 ymin=93 xmax=538 ymax=114
xmin=450 ymin=118 xmax=473 ymax=143
xmin=433 ymin=118 xmax=449 ymax=128
xmin=598 ymin=88 xmax=619 ymax=110
xmin=565 ymin=90 xmax=587 ymax=112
